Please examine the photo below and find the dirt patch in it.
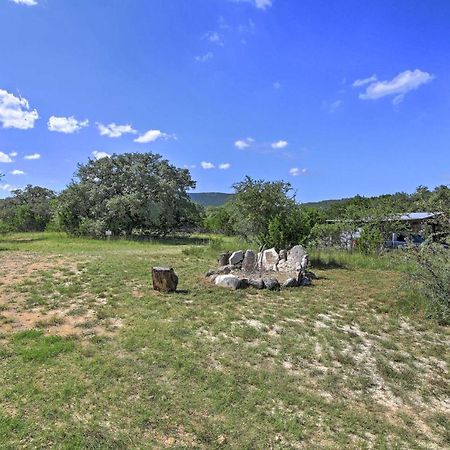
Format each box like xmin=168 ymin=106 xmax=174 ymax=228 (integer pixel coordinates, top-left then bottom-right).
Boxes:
xmin=0 ymin=252 xmax=122 ymax=337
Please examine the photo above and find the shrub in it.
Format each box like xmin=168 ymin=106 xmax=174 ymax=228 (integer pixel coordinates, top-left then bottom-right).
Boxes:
xmin=404 ymin=243 xmax=450 ymax=324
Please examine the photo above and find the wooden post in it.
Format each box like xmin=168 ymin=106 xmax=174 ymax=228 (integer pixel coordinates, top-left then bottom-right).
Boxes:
xmin=152 ymin=267 xmax=178 ymax=292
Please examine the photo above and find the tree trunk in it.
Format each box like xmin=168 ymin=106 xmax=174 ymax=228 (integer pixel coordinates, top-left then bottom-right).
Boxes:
xmin=152 ymin=267 xmax=178 ymax=292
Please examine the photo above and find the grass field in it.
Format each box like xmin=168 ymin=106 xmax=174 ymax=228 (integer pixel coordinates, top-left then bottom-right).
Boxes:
xmin=0 ymin=233 xmax=449 ymax=449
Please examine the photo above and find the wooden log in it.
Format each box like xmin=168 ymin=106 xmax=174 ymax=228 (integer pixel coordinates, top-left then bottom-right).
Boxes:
xmin=152 ymin=267 xmax=178 ymax=292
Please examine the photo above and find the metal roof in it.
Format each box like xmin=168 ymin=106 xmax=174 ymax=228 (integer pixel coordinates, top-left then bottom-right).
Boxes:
xmin=397 ymin=212 xmax=436 ymax=221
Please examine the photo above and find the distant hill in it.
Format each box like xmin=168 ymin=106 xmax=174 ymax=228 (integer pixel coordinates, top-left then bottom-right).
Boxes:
xmin=189 ymin=192 xmax=234 ymax=207
xmin=189 ymin=192 xmax=350 ymax=209
xmin=301 ymin=198 xmax=352 ymax=210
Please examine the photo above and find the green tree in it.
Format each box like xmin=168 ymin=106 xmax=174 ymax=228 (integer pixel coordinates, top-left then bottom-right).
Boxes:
xmin=229 ymin=176 xmax=295 ymax=245
xmin=57 ymin=152 xmax=198 ymax=236
xmin=0 ymin=185 xmax=56 ymax=232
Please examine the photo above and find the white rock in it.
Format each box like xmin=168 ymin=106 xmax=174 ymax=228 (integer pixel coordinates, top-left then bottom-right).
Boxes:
xmin=214 ymin=274 xmax=242 ymax=290
xmin=260 ymin=248 xmax=279 ymax=271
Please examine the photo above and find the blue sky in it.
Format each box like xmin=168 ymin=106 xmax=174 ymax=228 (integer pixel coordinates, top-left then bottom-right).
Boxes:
xmin=0 ymin=0 xmax=449 ymax=202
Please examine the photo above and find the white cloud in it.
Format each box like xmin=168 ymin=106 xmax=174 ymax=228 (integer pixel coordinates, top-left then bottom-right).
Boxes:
xmin=134 ymin=129 xmax=174 ymax=144
xmin=201 ymin=161 xmax=215 ymax=169
xmin=195 ymin=52 xmax=213 ymax=63
xmin=234 ymin=137 xmax=254 ymax=150
xmin=9 ymin=151 xmax=18 ymax=157
xmin=184 ymin=164 xmax=197 ymax=169
xmin=0 ymin=89 xmax=39 ymax=129
xmin=352 ymin=75 xmax=377 ymax=87
xmin=48 ymin=116 xmax=89 ymax=133
xmin=289 ymin=167 xmax=307 ymax=176
xmin=0 ymin=152 xmax=13 ymax=163
xmin=10 ymin=0 xmax=37 ymax=5
xmin=97 ymin=123 xmax=136 ymax=138
xmin=10 ymin=169 xmax=25 ymax=175
xmin=359 ymin=69 xmax=434 ymax=103
xmin=219 ymin=163 xmax=231 ymax=170
xmin=24 ymin=153 xmax=40 ymax=160
xmin=271 ymin=140 xmax=288 ymax=149
xmin=92 ymin=150 xmax=110 ymax=160
xmin=0 ymin=183 xmax=17 ymax=192
xmin=234 ymin=0 xmax=273 ymax=10
xmin=204 ymin=31 xmax=223 ymax=46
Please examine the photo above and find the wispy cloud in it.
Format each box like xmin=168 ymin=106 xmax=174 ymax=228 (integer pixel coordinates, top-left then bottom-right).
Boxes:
xmin=358 ymin=69 xmax=434 ymax=104
xmin=24 ymin=153 xmax=40 ymax=160
xmin=323 ymin=99 xmax=343 ymax=113
xmin=48 ymin=116 xmax=89 ymax=133
xmin=0 ymin=152 xmax=13 ymax=163
xmin=233 ymin=0 xmax=273 ymax=10
xmin=9 ymin=152 xmax=18 ymax=157
xmin=219 ymin=163 xmax=231 ymax=170
xmin=201 ymin=161 xmax=215 ymax=170
xmin=273 ymin=81 xmax=281 ymax=89
xmin=195 ymin=52 xmax=213 ymax=63
xmin=352 ymin=75 xmax=377 ymax=87
xmin=204 ymin=31 xmax=224 ymax=46
xmin=134 ymin=129 xmax=175 ymax=144
xmin=10 ymin=169 xmax=25 ymax=175
xmin=10 ymin=0 xmax=37 ymax=5
xmin=289 ymin=167 xmax=307 ymax=176
xmin=0 ymin=88 xmax=39 ymax=129
xmin=271 ymin=140 xmax=288 ymax=149
xmin=97 ymin=123 xmax=136 ymax=138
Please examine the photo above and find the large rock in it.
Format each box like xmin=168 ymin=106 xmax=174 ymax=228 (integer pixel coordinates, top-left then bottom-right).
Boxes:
xmin=242 ymin=250 xmax=257 ymax=272
xmin=263 ymin=278 xmax=280 ymax=291
xmin=260 ymin=248 xmax=280 ymax=271
xmin=152 ymin=267 xmax=178 ymax=292
xmin=278 ymin=245 xmax=308 ymax=272
xmin=282 ymin=277 xmax=298 ymax=288
xmin=215 ymin=274 xmax=242 ymax=290
xmin=229 ymin=250 xmax=244 ymax=266
xmin=218 ymin=252 xmax=231 ymax=267
xmin=248 ymin=278 xmax=265 ymax=290
xmin=279 ymin=249 xmax=288 ymax=261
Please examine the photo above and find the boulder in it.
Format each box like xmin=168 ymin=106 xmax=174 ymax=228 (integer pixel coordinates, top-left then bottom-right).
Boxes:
xmin=152 ymin=267 xmax=178 ymax=292
xmin=229 ymin=250 xmax=244 ymax=266
xmin=215 ymin=274 xmax=242 ymax=290
xmin=218 ymin=252 xmax=231 ymax=267
xmin=260 ymin=248 xmax=280 ymax=271
xmin=278 ymin=245 xmax=308 ymax=272
xmin=263 ymin=278 xmax=280 ymax=291
xmin=248 ymin=278 xmax=265 ymax=290
xmin=282 ymin=277 xmax=298 ymax=288
xmin=242 ymin=250 xmax=257 ymax=272
xmin=279 ymin=249 xmax=288 ymax=261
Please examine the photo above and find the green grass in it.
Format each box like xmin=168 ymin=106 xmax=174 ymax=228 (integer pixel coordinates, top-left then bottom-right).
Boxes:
xmin=0 ymin=232 xmax=449 ymax=449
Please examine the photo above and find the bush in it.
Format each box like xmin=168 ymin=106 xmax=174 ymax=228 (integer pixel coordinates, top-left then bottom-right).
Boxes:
xmin=356 ymin=225 xmax=384 ymax=255
xmin=404 ymin=243 xmax=450 ymax=324
xmin=0 ymin=220 xmax=10 ymax=235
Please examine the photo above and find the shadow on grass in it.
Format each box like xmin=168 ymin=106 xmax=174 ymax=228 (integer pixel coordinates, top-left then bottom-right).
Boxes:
xmin=0 ymin=238 xmax=46 ymax=245
xmin=309 ymin=257 xmax=347 ymax=270
xmin=112 ymin=235 xmax=210 ymax=246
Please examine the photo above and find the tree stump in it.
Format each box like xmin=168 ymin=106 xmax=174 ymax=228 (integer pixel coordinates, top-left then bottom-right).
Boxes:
xmin=152 ymin=267 xmax=178 ymax=292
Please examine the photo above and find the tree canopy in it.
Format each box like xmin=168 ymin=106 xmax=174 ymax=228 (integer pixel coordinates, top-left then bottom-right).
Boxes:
xmin=57 ymin=152 xmax=198 ymax=236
